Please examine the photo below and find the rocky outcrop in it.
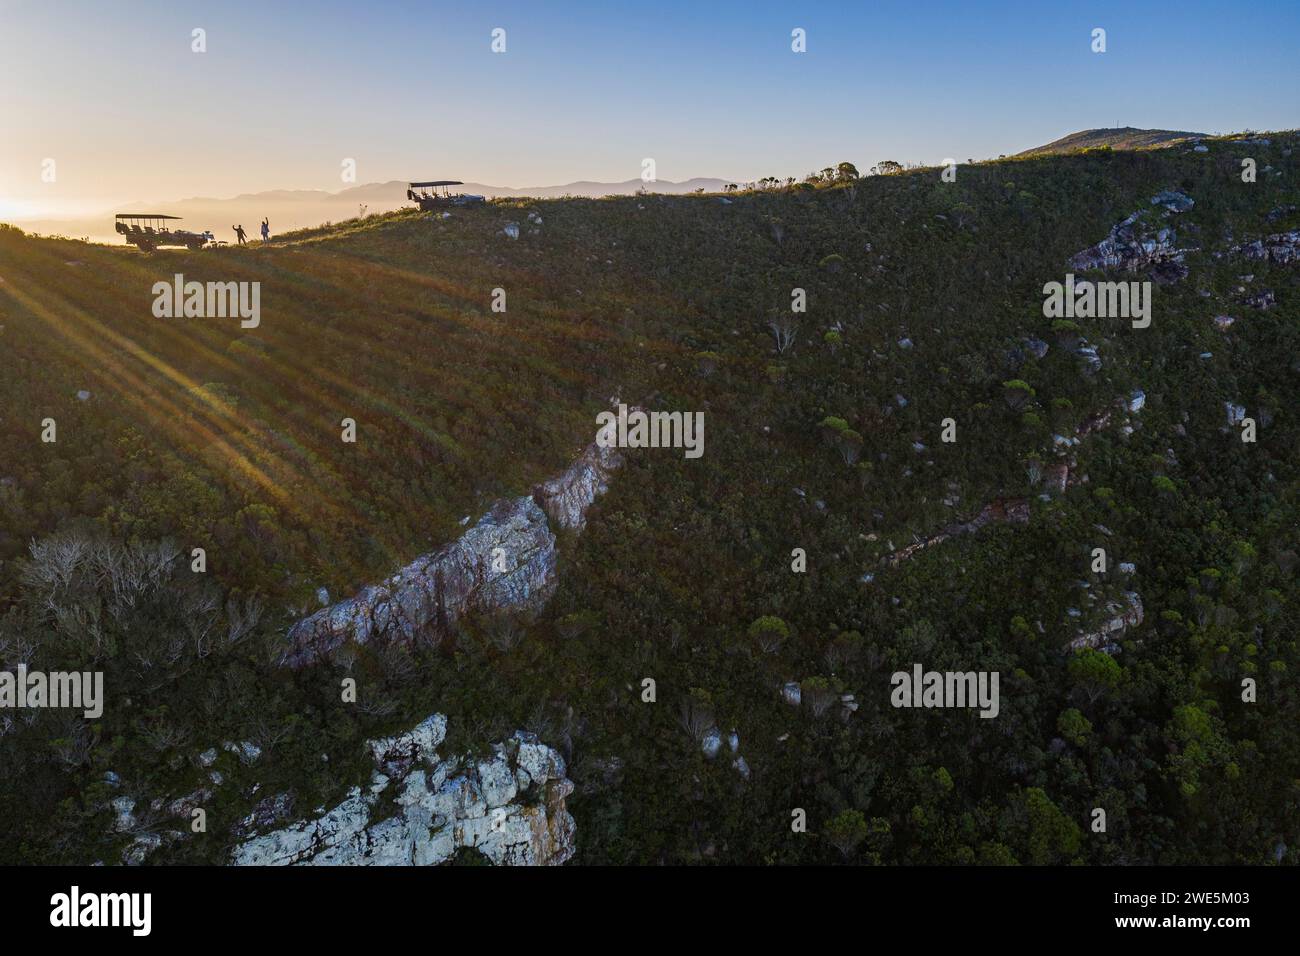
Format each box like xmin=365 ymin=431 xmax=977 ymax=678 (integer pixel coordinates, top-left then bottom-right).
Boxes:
xmin=881 ymin=393 xmax=1140 ymax=569
xmin=280 ymin=498 xmax=557 ymax=667
xmin=1237 ymin=230 xmax=1300 ymax=266
xmin=1151 ymin=190 xmax=1194 ymax=214
xmin=883 ymin=498 xmax=1030 ymax=567
xmin=1068 ymin=212 xmax=1187 ymax=276
xmin=279 ymin=434 xmax=624 ymax=668
xmin=534 ymin=442 xmax=623 ymax=531
xmin=231 ymin=715 xmax=575 ymax=866
xmin=1242 ymin=288 xmax=1275 ymax=310
xmin=1070 ymin=592 xmax=1144 ymax=651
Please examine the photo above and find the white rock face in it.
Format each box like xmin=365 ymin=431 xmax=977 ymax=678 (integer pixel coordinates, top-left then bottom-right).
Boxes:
xmin=280 ymin=497 xmax=558 ymax=667
xmin=1068 ymin=212 xmax=1184 ymax=274
xmin=280 ymin=437 xmax=625 ymax=668
xmin=368 ymin=714 xmax=448 ymax=774
xmin=534 ymin=441 xmax=623 ymax=532
xmin=231 ymin=717 xmax=575 ymax=867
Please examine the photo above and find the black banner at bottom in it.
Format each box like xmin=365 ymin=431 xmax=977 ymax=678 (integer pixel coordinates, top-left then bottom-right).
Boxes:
xmin=13 ymin=864 xmax=1286 ymax=941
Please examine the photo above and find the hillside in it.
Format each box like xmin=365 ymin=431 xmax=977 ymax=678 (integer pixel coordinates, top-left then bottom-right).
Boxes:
xmin=1 ymin=131 xmax=1298 ymax=865
xmin=8 ymin=178 xmax=733 ymax=245
xmin=1019 ymin=127 xmax=1210 ymax=156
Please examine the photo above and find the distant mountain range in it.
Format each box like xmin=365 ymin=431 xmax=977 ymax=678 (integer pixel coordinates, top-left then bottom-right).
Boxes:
xmin=11 ymin=178 xmax=732 ymax=244
xmin=3 ymin=131 xmax=1230 ymax=243
xmin=1017 ymin=127 xmax=1209 ymax=156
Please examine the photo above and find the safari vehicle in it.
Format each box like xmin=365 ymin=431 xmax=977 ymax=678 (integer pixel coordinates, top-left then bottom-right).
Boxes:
xmin=406 ymin=181 xmax=486 ymax=210
xmin=115 ymin=214 xmax=214 ymax=252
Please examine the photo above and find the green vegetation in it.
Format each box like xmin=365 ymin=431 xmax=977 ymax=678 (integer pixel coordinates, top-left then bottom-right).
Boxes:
xmin=1 ymin=132 xmax=1297 ymax=864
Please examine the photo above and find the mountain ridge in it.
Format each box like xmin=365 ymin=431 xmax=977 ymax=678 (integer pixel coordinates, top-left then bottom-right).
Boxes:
xmin=1017 ymin=126 xmax=1210 ymax=156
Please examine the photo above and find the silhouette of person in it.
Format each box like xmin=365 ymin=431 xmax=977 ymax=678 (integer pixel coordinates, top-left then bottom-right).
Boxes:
xmin=233 ymin=225 xmax=247 ymax=245
xmin=261 ymin=219 xmax=270 ymax=241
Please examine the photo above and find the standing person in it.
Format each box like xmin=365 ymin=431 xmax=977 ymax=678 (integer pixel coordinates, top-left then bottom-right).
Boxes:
xmin=233 ymin=224 xmax=247 ymax=245
xmin=261 ymin=218 xmax=270 ymax=242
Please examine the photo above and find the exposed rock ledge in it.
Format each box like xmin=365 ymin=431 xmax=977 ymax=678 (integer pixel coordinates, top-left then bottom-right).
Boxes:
xmin=1068 ymin=197 xmax=1193 ymax=283
xmin=231 ymin=715 xmax=575 ymax=866
xmin=1068 ymin=212 xmax=1187 ymax=277
xmin=1070 ymin=592 xmax=1144 ymax=651
xmin=880 ymin=393 xmax=1138 ymax=569
xmin=883 ymin=498 xmax=1030 ymax=567
xmin=280 ymin=435 xmax=622 ymax=668
xmin=533 ymin=442 xmax=623 ymax=531
xmin=1235 ymin=230 xmax=1300 ymax=266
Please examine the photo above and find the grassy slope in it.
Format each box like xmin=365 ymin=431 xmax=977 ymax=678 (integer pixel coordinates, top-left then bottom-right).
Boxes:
xmin=0 ymin=204 xmax=638 ymax=607
xmin=0 ymin=132 xmax=1297 ymax=864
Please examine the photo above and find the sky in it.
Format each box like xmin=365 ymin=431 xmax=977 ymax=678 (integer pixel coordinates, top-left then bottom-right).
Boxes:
xmin=2 ymin=0 xmax=1298 ymax=219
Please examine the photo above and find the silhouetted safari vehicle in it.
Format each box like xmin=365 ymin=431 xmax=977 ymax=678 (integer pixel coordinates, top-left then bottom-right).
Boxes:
xmin=115 ymin=214 xmax=213 ymax=252
xmin=406 ymin=181 xmax=486 ymax=210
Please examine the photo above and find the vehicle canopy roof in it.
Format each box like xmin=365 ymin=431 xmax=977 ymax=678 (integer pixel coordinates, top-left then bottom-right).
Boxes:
xmin=115 ymin=213 xmax=182 ymax=220
xmin=408 ymin=181 xmax=463 ymax=188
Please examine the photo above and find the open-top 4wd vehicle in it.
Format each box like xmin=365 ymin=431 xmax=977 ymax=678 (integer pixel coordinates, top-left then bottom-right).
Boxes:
xmin=115 ymin=214 xmax=214 ymax=252
xmin=406 ymin=181 xmax=486 ymax=210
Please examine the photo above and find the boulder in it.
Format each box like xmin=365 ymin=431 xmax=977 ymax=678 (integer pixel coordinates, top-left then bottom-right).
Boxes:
xmin=1151 ymin=190 xmax=1194 ymax=213
xmin=111 ymin=797 xmax=137 ymax=832
xmin=1243 ymin=289 xmax=1276 ymax=310
xmin=223 ymin=740 xmax=262 ymax=765
xmin=701 ymin=728 xmax=722 ymax=760
xmin=1022 ymin=336 xmax=1050 ymax=360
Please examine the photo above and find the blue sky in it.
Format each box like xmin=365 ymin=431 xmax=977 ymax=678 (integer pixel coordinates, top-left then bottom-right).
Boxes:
xmin=2 ymin=0 xmax=1298 ymax=213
